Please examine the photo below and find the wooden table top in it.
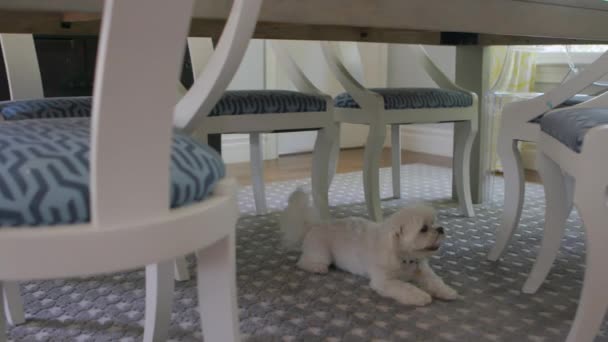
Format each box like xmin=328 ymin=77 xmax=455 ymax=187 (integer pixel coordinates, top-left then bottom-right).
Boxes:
xmin=1 ymin=0 xmax=607 ymax=45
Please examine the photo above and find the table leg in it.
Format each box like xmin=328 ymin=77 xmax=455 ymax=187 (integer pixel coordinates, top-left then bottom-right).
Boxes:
xmin=454 ymin=46 xmax=491 ymax=204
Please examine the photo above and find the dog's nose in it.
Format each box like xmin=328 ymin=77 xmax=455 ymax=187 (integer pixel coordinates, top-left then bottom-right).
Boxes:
xmin=436 ymin=227 xmax=444 ymax=235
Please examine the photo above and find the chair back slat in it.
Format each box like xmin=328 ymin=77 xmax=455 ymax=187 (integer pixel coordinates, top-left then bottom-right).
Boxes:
xmin=320 ymin=41 xmax=381 ymax=109
xmin=0 ymin=34 xmax=43 ymax=100
xmin=90 ymin=0 xmax=194 ymax=227
xmin=270 ymin=42 xmax=324 ymax=95
xmin=174 ymin=0 xmax=263 ymax=131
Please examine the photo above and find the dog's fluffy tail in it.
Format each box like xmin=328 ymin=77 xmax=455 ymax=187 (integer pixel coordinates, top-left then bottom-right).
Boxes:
xmin=280 ymin=188 xmax=319 ymax=251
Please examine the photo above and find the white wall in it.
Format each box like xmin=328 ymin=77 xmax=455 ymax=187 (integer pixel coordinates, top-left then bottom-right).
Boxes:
xmin=387 ymin=45 xmax=456 ymax=157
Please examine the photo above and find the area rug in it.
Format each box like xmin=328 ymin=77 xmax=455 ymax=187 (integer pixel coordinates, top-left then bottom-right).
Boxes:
xmin=7 ymin=164 xmax=604 ymax=341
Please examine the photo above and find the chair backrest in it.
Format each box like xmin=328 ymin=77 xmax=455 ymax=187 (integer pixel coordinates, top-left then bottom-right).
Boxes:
xmin=183 ymin=39 xmax=329 ymax=116
xmin=321 ymin=41 xmax=380 ymax=109
xmin=269 ymin=42 xmax=326 ymax=96
xmin=508 ymin=49 xmax=608 ymax=119
xmin=0 ymin=33 xmax=43 ymax=100
xmin=174 ymin=0 xmax=262 ymax=132
xmin=90 ymin=0 xmax=196 ymax=227
xmin=1 ymin=0 xmax=260 ymax=228
xmin=321 ymin=42 xmax=466 ymax=109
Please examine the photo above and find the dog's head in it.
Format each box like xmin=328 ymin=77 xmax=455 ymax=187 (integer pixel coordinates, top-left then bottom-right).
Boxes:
xmin=385 ymin=206 xmax=445 ymax=259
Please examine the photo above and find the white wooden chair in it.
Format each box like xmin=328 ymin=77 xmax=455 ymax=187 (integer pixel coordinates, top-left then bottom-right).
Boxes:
xmin=321 ymin=42 xmax=477 ymax=221
xmin=487 ymin=50 xmax=608 ymax=262
xmin=518 ymin=56 xmax=608 ymax=341
xmin=183 ymin=41 xmax=339 ymax=218
xmin=0 ymin=1 xmax=261 ymax=341
xmin=0 ymin=36 xmax=199 ymax=283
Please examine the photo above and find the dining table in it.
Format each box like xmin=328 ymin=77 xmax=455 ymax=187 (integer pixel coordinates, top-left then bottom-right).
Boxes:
xmin=2 ymin=0 xmax=608 ymax=203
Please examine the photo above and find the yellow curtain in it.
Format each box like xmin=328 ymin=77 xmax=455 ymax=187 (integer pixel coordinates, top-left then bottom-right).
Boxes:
xmin=486 ymin=46 xmax=538 ymax=171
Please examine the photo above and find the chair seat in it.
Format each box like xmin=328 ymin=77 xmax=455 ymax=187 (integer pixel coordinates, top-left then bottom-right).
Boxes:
xmin=540 ymin=107 xmax=608 ymax=153
xmin=529 ymin=94 xmax=595 ymax=123
xmin=0 ymin=118 xmax=225 ymax=227
xmin=210 ymin=90 xmax=327 ymax=116
xmin=334 ymin=88 xmax=473 ymax=110
xmin=0 ymin=96 xmax=92 ymax=120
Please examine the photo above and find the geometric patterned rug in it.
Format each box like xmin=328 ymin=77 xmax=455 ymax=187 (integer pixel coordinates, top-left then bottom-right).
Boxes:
xmin=7 ymin=164 xmax=604 ymax=341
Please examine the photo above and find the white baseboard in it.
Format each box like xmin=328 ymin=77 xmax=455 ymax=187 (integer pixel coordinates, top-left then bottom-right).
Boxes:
xmin=400 ymin=126 xmax=454 ymax=157
xmin=222 ymin=134 xmax=277 ymax=164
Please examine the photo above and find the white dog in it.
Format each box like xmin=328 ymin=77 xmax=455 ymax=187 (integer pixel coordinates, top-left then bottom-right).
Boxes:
xmin=280 ymin=189 xmax=461 ymax=306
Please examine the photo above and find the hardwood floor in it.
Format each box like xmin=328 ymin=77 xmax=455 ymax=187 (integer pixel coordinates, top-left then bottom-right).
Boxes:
xmin=226 ymin=147 xmax=541 ymax=186
xmin=227 ymin=148 xmax=448 ymax=185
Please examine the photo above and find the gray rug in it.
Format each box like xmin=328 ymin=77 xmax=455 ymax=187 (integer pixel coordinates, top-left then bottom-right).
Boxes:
xmin=6 ymin=164 xmax=605 ymax=341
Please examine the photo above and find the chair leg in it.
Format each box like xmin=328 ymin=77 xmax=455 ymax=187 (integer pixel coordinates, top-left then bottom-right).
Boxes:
xmin=363 ymin=123 xmax=387 ymax=222
xmin=2 ymin=282 xmax=24 ymax=326
xmin=249 ymin=133 xmax=268 ymax=215
xmin=327 ymin=123 xmax=341 ymax=187
xmin=0 ymin=283 xmax=6 ymax=342
xmin=453 ymin=120 xmax=476 ymax=217
xmin=566 ymin=184 xmax=608 ymax=342
xmin=174 ymin=257 xmax=190 ymax=281
xmin=196 ymin=234 xmax=239 ymax=342
xmin=312 ymin=123 xmax=339 ymax=219
xmin=487 ymin=138 xmax=525 ymax=261
xmin=143 ymin=261 xmax=175 ymax=342
xmin=391 ymin=124 xmax=402 ymax=199
xmin=522 ymin=152 xmax=571 ymax=294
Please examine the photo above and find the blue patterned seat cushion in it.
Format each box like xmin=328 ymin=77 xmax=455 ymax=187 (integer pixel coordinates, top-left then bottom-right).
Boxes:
xmin=334 ymin=88 xmax=473 ymax=110
xmin=540 ymin=107 xmax=608 ymax=153
xmin=0 ymin=97 xmax=92 ymax=121
xmin=210 ymin=90 xmax=327 ymax=116
xmin=529 ymin=94 xmax=594 ymax=123
xmin=0 ymin=118 xmax=225 ymax=227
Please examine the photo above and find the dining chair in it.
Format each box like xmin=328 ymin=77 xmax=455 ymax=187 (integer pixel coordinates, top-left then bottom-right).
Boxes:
xmin=184 ymin=40 xmax=339 ymax=218
xmin=487 ymin=49 xmax=608 ymax=262
xmin=0 ymin=1 xmax=261 ymax=342
xmin=524 ymin=72 xmax=608 ymax=342
xmin=0 ymin=36 xmax=197 ymax=283
xmin=321 ymin=42 xmax=477 ymax=222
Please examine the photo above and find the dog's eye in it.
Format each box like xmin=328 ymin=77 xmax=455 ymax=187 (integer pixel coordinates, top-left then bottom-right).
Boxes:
xmin=420 ymin=225 xmax=429 ymax=233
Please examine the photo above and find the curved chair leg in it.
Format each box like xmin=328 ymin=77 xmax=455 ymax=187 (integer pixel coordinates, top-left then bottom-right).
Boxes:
xmin=453 ymin=120 xmax=476 ymax=217
xmin=143 ymin=261 xmax=175 ymax=342
xmin=522 ymin=152 xmax=571 ymax=294
xmin=0 ymin=283 xmax=5 ymax=342
xmin=328 ymin=123 xmax=341 ymax=187
xmin=487 ymin=137 xmax=525 ymax=261
xmin=566 ymin=184 xmax=608 ymax=342
xmin=363 ymin=123 xmax=387 ymax=222
xmin=197 ymin=234 xmax=239 ymax=342
xmin=174 ymin=257 xmax=190 ymax=281
xmin=312 ymin=123 xmax=339 ymax=219
xmin=2 ymin=282 xmax=24 ymax=326
xmin=249 ymin=133 xmax=268 ymax=215
xmin=391 ymin=124 xmax=402 ymax=199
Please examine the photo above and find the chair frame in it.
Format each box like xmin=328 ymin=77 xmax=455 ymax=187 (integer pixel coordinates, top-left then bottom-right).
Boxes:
xmin=185 ymin=41 xmax=339 ymax=219
xmin=321 ymin=42 xmax=477 ymax=221
xmin=487 ymin=50 xmax=608 ymax=262
xmin=534 ymin=92 xmax=608 ymax=342
xmin=0 ymin=1 xmax=262 ymax=342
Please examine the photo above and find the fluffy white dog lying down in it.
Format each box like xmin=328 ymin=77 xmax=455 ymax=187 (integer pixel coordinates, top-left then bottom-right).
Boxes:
xmin=280 ymin=189 xmax=461 ymax=306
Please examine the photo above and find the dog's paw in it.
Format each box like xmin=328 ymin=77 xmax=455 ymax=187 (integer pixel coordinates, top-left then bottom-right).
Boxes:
xmin=396 ymin=290 xmax=432 ymax=307
xmin=297 ymin=260 xmax=329 ymax=274
xmin=433 ymin=286 xmax=462 ymax=301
